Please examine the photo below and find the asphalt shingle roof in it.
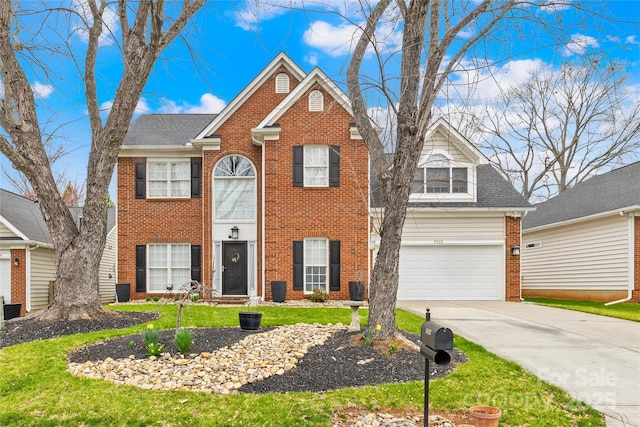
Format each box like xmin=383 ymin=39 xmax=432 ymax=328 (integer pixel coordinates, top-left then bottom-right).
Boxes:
xmin=371 ymin=164 xmax=532 ymax=209
xmin=522 ymin=161 xmax=640 ymax=230
xmin=123 ymin=114 xmax=216 ymax=146
xmin=0 ymin=189 xmax=116 ymax=244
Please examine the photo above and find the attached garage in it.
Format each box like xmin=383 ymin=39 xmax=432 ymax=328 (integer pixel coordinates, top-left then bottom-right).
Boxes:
xmin=398 ymin=244 xmax=504 ymax=300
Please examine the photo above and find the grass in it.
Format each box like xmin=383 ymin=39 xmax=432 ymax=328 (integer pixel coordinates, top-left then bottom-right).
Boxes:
xmin=525 ymin=297 xmax=640 ymax=322
xmin=0 ymin=304 xmax=604 ymax=426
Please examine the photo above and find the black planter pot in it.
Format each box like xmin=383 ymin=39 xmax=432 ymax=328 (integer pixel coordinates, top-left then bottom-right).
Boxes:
xmin=348 ymin=281 xmax=365 ymax=301
xmin=271 ymin=281 xmax=286 ymax=303
xmin=239 ymin=312 xmax=262 ymax=331
xmin=3 ymin=303 xmax=22 ymax=320
xmin=116 ymin=283 xmax=130 ymax=302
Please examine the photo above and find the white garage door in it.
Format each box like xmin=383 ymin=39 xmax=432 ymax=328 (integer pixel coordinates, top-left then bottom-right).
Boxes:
xmin=398 ymin=245 xmax=503 ymax=300
xmin=0 ymin=252 xmax=11 ymax=303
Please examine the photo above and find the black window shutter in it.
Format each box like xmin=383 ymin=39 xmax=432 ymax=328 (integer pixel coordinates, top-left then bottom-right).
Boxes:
xmin=135 ymin=162 xmax=146 ymax=199
xmin=293 ymin=146 xmax=304 ymax=187
xmin=191 ymin=245 xmax=201 ymax=282
xmin=329 ymin=146 xmax=340 ymax=187
xmin=191 ymin=160 xmax=201 ymax=198
xmin=329 ymin=240 xmax=341 ymax=291
xmin=135 ymin=245 xmax=146 ymax=292
xmin=293 ymin=241 xmax=304 ymax=290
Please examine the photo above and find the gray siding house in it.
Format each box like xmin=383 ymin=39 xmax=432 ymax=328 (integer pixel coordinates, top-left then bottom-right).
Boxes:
xmin=521 ymin=162 xmax=640 ymax=303
xmin=0 ymin=189 xmax=117 ymax=315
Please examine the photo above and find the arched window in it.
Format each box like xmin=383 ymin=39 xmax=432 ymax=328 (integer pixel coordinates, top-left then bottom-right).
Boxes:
xmin=214 ymin=155 xmax=256 ymax=221
xmin=309 ymin=90 xmax=324 ymax=112
xmin=275 ymin=73 xmax=290 ymax=93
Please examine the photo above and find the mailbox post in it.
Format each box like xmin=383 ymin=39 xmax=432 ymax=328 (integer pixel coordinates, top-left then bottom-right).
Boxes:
xmin=420 ymin=308 xmax=453 ymax=427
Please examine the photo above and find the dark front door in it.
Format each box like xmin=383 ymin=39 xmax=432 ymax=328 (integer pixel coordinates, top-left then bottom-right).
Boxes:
xmin=222 ymin=242 xmax=248 ymax=295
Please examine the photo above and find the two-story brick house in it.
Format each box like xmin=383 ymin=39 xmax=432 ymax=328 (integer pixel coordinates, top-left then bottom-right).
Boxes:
xmin=117 ymin=53 xmax=370 ymax=302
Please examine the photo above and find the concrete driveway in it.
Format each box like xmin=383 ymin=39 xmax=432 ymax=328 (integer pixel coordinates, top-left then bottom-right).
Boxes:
xmin=397 ymin=301 xmax=640 ymax=427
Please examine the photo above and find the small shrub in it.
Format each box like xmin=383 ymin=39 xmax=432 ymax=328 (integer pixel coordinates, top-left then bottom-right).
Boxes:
xmin=174 ymin=328 xmax=194 ymax=354
xmin=145 ymin=297 xmax=151 ymax=302
xmin=191 ymin=294 xmax=200 ymax=302
xmin=153 ymin=297 xmax=159 ymax=302
xmin=174 ymin=296 xmax=180 ymax=301
xmin=362 ymin=329 xmax=373 ymax=347
xmin=128 ymin=341 xmax=135 ymax=349
xmin=309 ymin=288 xmax=328 ymax=303
xmin=140 ymin=324 xmax=164 ymax=357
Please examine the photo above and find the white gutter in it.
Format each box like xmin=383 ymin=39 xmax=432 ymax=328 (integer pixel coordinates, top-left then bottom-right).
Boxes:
xmin=605 ymin=211 xmax=636 ymax=306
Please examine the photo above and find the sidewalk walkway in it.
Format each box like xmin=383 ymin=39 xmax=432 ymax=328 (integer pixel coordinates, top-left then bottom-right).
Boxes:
xmin=397 ymin=301 xmax=640 ymax=427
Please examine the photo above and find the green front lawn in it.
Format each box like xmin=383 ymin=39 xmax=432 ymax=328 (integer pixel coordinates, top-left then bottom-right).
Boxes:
xmin=525 ymin=297 xmax=640 ymax=322
xmin=0 ymin=305 xmax=604 ymax=426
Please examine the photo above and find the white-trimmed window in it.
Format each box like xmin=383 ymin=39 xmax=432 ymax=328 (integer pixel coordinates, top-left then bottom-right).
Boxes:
xmin=309 ymin=90 xmax=324 ymax=112
xmin=303 ymin=145 xmax=328 ymax=186
xmin=413 ymin=154 xmax=467 ymax=194
xmin=275 ymin=73 xmax=290 ymax=93
xmin=214 ymin=155 xmax=256 ymax=221
xmin=148 ymin=160 xmax=190 ymax=198
xmin=304 ymin=238 xmax=328 ymax=293
xmin=147 ymin=244 xmax=191 ymax=292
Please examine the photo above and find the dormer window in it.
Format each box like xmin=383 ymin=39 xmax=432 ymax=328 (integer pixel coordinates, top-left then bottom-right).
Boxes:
xmin=413 ymin=154 xmax=467 ymax=194
xmin=275 ymin=73 xmax=290 ymax=93
xmin=309 ymin=90 xmax=324 ymax=112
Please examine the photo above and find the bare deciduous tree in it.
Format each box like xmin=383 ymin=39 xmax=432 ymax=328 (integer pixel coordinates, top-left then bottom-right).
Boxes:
xmin=477 ymin=57 xmax=640 ymax=202
xmin=0 ymin=0 xmax=205 ymax=321
xmin=345 ymin=0 xmax=620 ymax=339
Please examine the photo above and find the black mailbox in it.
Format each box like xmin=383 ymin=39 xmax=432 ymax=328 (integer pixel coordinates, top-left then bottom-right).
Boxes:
xmin=421 ymin=321 xmax=453 ymax=351
xmin=419 ymin=309 xmax=452 ymax=366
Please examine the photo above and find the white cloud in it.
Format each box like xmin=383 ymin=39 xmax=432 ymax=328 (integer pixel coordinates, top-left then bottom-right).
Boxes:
xmin=99 ymin=98 xmax=150 ymax=115
xmin=303 ymin=18 xmax=402 ymax=58
xmin=72 ymin=0 xmax=119 ymax=46
xmin=563 ymin=33 xmax=599 ymax=56
xmin=158 ymin=93 xmax=226 ymax=114
xmin=305 ymin=52 xmax=319 ymax=66
xmin=626 ymin=35 xmax=640 ymax=45
xmin=232 ymin=0 xmax=297 ymax=31
xmin=32 ymin=82 xmax=54 ymax=99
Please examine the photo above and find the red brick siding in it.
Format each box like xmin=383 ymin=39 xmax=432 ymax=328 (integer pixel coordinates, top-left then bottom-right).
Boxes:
xmin=117 ymin=66 xmax=369 ymax=301
xmin=10 ymin=249 xmax=26 ymax=314
xmin=505 ymin=216 xmax=521 ymax=302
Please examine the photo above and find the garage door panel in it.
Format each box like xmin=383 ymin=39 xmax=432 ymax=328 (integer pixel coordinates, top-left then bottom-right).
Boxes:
xmin=398 ymin=245 xmax=503 ymax=301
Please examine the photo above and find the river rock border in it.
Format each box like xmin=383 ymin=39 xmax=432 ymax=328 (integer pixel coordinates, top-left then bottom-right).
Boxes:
xmin=68 ymin=323 xmax=345 ymax=394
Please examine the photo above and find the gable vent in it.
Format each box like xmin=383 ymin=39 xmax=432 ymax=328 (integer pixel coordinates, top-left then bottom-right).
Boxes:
xmin=309 ymin=90 xmax=324 ymax=112
xmin=275 ymin=73 xmax=290 ymax=93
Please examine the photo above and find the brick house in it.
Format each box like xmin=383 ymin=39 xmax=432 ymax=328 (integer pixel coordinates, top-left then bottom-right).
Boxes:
xmin=116 ymin=53 xmax=370 ymax=302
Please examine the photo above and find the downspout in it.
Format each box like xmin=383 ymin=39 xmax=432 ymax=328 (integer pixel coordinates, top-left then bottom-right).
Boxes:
xmin=252 ymin=134 xmax=266 ymax=302
xmin=605 ymin=211 xmax=635 ymax=306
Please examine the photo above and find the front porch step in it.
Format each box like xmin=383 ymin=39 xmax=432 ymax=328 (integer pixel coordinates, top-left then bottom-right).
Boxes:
xmin=212 ymin=296 xmax=251 ymax=305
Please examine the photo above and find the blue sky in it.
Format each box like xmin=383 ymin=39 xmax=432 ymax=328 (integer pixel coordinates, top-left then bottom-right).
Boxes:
xmin=1 ymin=0 xmax=639 ymax=200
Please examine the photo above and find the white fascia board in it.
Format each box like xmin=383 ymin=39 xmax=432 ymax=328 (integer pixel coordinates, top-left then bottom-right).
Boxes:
xmin=523 ymin=205 xmax=640 ymax=234
xmin=251 ymin=127 xmax=281 ymax=146
xmin=194 ymin=53 xmax=306 ymax=140
xmin=425 ymin=118 xmax=489 ymax=165
xmin=0 ymin=240 xmax=55 ymax=250
xmin=0 ymin=216 xmax=29 ymax=240
xmin=256 ymin=68 xmax=353 ymax=129
xmin=371 ymin=206 xmax=534 ymax=215
xmin=118 ymin=145 xmax=201 ymax=157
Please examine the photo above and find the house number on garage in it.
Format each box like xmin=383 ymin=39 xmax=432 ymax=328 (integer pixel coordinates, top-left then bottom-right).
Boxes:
xmin=433 ymin=240 xmax=444 ymax=245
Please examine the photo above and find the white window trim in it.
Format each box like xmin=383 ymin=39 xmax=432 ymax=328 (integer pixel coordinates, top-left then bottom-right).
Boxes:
xmin=303 ymin=145 xmax=329 ymax=187
xmin=147 ymin=243 xmax=191 ymax=293
xmin=213 ymin=155 xmax=257 ymax=222
xmin=410 ymin=151 xmax=476 ymax=202
xmin=303 ymin=237 xmax=328 ymax=294
xmin=147 ymin=158 xmax=191 ymax=199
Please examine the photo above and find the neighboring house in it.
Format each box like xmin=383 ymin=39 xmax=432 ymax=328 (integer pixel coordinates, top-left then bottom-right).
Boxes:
xmin=522 ymin=162 xmax=640 ymax=303
xmin=116 ymin=53 xmax=370 ymax=302
xmin=0 ymin=189 xmax=117 ymax=314
xmin=371 ymin=119 xmax=533 ymax=301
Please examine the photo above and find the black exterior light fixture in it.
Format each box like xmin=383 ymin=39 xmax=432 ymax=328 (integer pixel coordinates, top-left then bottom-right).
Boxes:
xmin=229 ymin=226 xmax=239 ymax=240
xmin=13 ymin=258 xmax=19 ymax=267
xmin=511 ymin=245 xmax=520 ymax=256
